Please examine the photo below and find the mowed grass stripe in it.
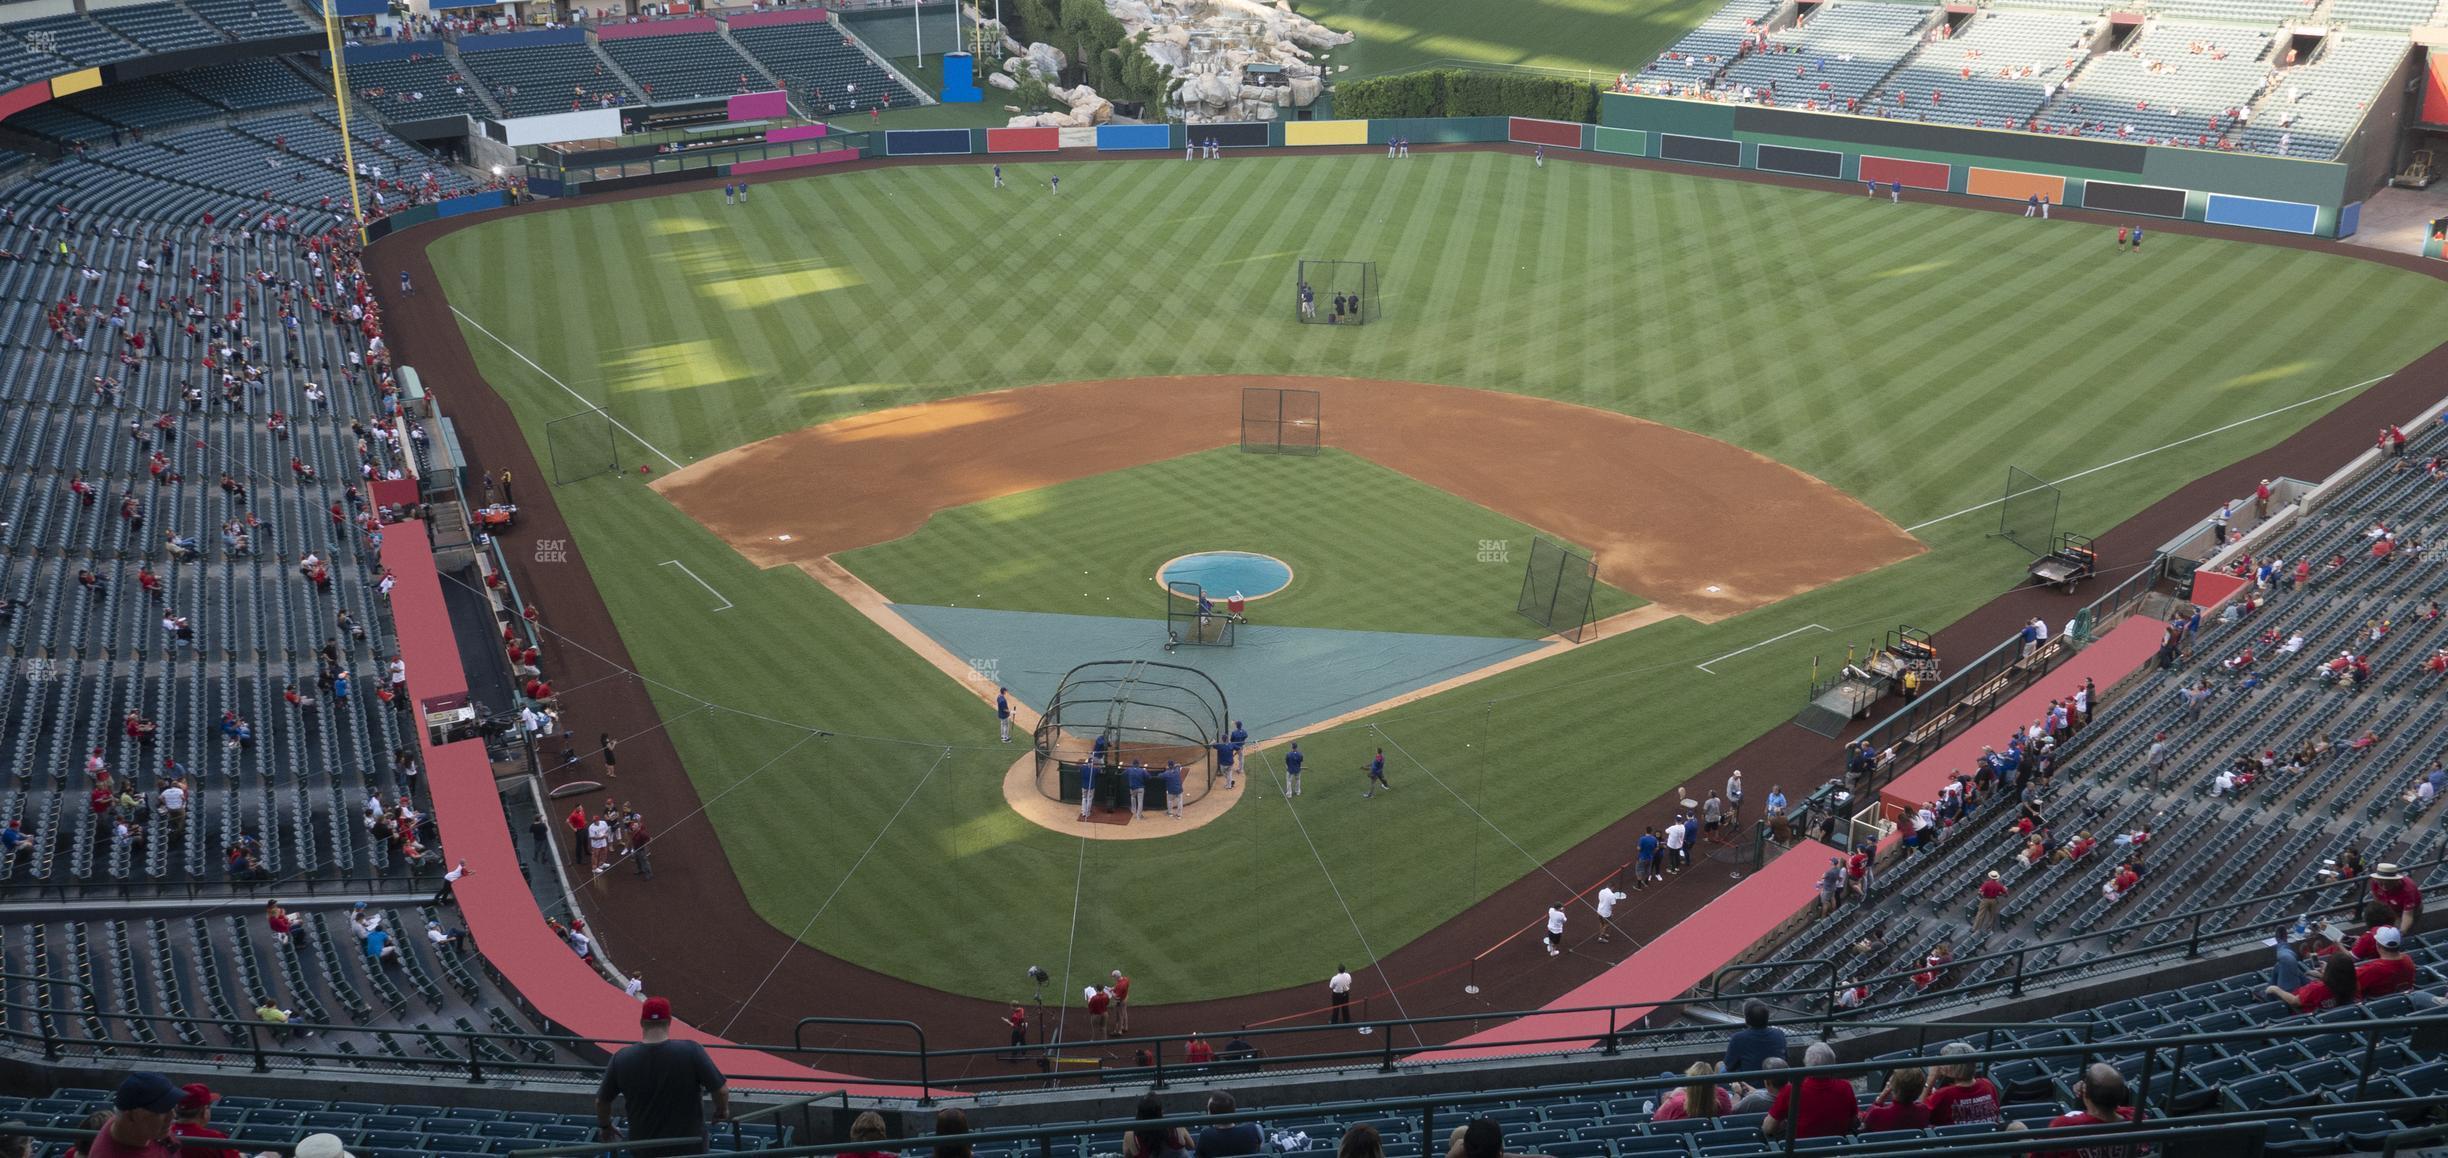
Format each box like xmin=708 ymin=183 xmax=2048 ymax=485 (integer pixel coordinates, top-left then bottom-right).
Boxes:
xmin=427 ymin=154 xmax=2448 ymax=1003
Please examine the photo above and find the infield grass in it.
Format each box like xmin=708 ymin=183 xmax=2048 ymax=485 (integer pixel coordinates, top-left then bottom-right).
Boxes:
xmin=429 ymin=151 xmax=2448 ymax=1006
xmin=838 ymin=448 xmax=1642 ymax=638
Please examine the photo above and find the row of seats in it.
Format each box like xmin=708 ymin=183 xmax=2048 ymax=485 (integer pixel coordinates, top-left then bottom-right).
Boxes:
xmin=1 ymin=1086 xmax=791 ymax=1155
xmin=1729 ymin=421 xmax=2448 ymax=1020
xmin=1867 ymin=9 xmax=2097 ymax=130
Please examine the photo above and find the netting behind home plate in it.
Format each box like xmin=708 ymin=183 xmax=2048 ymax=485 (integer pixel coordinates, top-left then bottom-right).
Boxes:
xmin=1031 ymin=660 xmax=1228 ymax=807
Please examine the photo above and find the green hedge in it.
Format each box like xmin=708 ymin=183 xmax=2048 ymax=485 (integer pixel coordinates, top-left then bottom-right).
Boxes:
xmin=1331 ymin=70 xmax=1597 ymax=123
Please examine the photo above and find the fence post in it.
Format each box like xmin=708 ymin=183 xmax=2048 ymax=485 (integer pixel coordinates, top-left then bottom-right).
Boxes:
xmin=468 ymin=1039 xmax=486 ymax=1085
xmin=2354 ymin=1033 xmax=2378 ymax=1101
xmin=1152 ymin=1039 xmax=1166 ymax=1091
xmin=248 ymin=1026 xmax=268 ymax=1074
xmin=1380 ymin=1026 xmax=1395 ymax=1073
xmin=2185 ymin=911 xmax=2203 ymax=959
xmin=2010 ymin=947 xmax=2026 ymax=998
xmin=1602 ymin=1008 xmax=1619 ymax=1056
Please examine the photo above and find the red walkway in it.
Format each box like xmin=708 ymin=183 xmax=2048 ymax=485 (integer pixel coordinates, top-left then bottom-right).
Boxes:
xmin=1876 ymin=615 xmax=2167 ymax=820
xmin=385 ymin=521 xmax=898 ymax=1095
xmin=1419 ymin=840 xmax=1841 ymax=1061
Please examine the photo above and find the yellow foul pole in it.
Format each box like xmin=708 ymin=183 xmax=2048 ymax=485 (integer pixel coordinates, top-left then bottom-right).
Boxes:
xmin=319 ymin=0 xmax=370 ymax=245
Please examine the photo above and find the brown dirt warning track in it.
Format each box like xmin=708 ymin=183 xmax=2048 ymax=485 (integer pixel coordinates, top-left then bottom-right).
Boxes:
xmin=651 ymin=375 xmax=1922 ymax=621
xmin=368 ymin=142 xmax=2448 ymax=1082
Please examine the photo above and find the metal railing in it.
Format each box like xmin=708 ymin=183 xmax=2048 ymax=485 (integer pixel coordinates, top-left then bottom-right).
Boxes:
xmin=1705 ymin=854 xmax=2448 ymax=1019
xmin=1853 ymin=558 xmax=2164 ymax=769
xmin=502 ymin=1013 xmax=2448 ymax=1158
xmin=0 ymin=866 xmax=433 ymax=904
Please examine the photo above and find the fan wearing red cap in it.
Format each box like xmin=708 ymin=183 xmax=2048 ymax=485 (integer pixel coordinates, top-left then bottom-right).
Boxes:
xmin=597 ymin=997 xmax=730 ymax=1149
xmin=169 ymin=1084 xmax=238 ymax=1158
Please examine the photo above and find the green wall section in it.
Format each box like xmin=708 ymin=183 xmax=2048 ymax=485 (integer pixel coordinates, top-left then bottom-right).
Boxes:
xmin=1592 ymin=126 xmax=1647 ymax=156
xmin=1601 ymin=93 xmax=2359 ymax=236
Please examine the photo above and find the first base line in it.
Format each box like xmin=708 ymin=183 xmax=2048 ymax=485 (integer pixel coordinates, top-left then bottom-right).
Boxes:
xmin=660 ymin=559 xmax=733 ymax=611
xmin=1696 ymin=624 xmax=1830 ymax=673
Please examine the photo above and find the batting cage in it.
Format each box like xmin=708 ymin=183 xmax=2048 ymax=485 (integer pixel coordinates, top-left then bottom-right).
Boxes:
xmin=1241 ymin=387 xmax=1323 ymax=455
xmin=1515 ymin=537 xmax=1598 ymax=642
xmin=1294 ymin=259 xmax=1378 ymax=326
xmin=546 ymin=406 xmax=631 ymax=486
xmin=1164 ymin=580 xmax=1237 ymax=648
xmin=1996 ymin=466 xmax=2061 ymax=556
xmin=1033 ymin=660 xmax=1229 ymax=809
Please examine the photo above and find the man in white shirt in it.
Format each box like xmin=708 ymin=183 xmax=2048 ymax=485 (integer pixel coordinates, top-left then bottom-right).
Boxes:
xmin=1594 ymin=885 xmax=1628 ymax=943
xmin=1725 ymin=770 xmax=1745 ymax=823
xmin=1543 ymin=904 xmax=1568 ymax=956
xmin=1328 ymin=966 xmax=1353 ymax=1024
xmin=158 ymin=781 xmax=187 ymax=840
xmin=588 ymin=815 xmax=613 ymax=874
xmin=1663 ymin=817 xmax=1688 ymax=874
xmin=435 ymin=859 xmax=469 ymax=906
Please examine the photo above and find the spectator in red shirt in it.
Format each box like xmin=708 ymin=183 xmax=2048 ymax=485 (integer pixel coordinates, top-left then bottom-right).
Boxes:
xmin=167 ymin=1084 xmax=237 ymax=1158
xmin=1184 ymin=1034 xmax=1213 ymax=1065
xmin=2032 ymin=1063 xmax=2139 ymax=1158
xmin=2355 ymin=927 xmax=2418 ymax=998
xmin=1085 ymin=986 xmax=1112 ymax=1039
xmin=1763 ymin=1043 xmax=1857 ymax=1140
xmin=2370 ymin=864 xmax=2422 ymax=932
xmin=566 ymin=803 xmax=589 ymax=867
xmin=1922 ymin=1043 xmax=2003 ymax=1125
xmin=2269 ymin=950 xmax=2357 ymax=1012
xmin=1652 ymin=1062 xmax=1733 ymax=1122
xmin=2349 ymin=902 xmax=2399 ymax=960
xmin=1110 ymin=969 xmax=1133 ymax=1034
xmin=1973 ymin=871 xmax=2008 ymax=932
xmin=1863 ymin=1067 xmax=1931 ymax=1133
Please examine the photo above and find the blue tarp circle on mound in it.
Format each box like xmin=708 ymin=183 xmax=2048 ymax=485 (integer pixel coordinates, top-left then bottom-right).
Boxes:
xmin=1159 ymin=552 xmax=1292 ymax=599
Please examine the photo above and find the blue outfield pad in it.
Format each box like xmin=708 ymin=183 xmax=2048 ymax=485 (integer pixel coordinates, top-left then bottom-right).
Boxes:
xmin=889 ymin=604 xmax=1544 ymax=741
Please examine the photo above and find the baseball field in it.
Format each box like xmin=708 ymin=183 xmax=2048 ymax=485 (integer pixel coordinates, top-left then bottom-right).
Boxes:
xmin=411 ymin=147 xmax=2448 ymax=1032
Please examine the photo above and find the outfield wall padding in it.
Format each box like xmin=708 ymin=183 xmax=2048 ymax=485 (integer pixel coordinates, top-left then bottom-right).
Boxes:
xmin=1598 ymin=92 xmax=2361 ymax=236
xmin=986 ymin=125 xmax=1059 ymax=153
xmin=1096 ymin=123 xmax=1172 ymax=150
xmin=1194 ymin=122 xmax=1270 ymax=148
xmin=2083 ymin=179 xmax=2188 ymax=219
xmin=47 ymin=68 xmax=99 ymax=98
xmin=1285 ymin=120 xmax=1368 ymax=146
xmin=2339 ymin=200 xmax=2362 ymax=240
xmin=1659 ymin=133 xmax=1739 ymax=166
xmin=2203 ymin=192 xmax=2319 ymax=235
xmin=1965 ymin=166 xmax=2067 ymax=203
xmin=766 ymin=123 xmax=828 ymax=143
xmin=434 ymin=190 xmax=508 ymax=218
xmin=1508 ymin=117 xmax=1584 ymax=149
xmin=1591 ymin=126 xmax=1647 ymax=157
xmin=1364 ymin=116 xmax=1507 ymax=144
xmin=731 ymin=148 xmax=863 ymax=175
xmin=1756 ymin=142 xmax=1841 ymax=179
xmin=2423 ymin=50 xmax=2448 ymax=124
xmin=885 ymin=127 xmax=973 ymax=156
xmin=1859 ymin=154 xmax=1950 ymax=190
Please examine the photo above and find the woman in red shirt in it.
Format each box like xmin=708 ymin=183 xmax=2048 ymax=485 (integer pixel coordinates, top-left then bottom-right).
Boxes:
xmin=1652 ymin=1062 xmax=1734 ymax=1122
xmin=1923 ymin=1044 xmax=2003 ymax=1125
xmin=2268 ymin=951 xmax=2356 ymax=1012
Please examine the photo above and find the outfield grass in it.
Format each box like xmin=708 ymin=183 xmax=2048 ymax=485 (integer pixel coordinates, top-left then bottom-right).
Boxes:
xmin=430 ymin=152 xmax=2448 ymax=1004
xmin=839 ymin=448 xmax=1641 ymax=638
xmin=1289 ymin=0 xmax=1727 ymax=81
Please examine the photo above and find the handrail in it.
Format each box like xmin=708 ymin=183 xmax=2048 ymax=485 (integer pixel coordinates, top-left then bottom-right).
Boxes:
xmin=795 ymin=1017 xmax=929 ymax=1103
xmin=1707 ymin=854 xmax=2448 ymax=1016
xmin=501 ymin=1013 xmax=2448 ymax=1158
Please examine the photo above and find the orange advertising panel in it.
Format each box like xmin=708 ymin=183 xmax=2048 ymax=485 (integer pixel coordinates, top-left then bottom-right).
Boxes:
xmin=2427 ymin=50 xmax=2448 ymax=124
xmin=1966 ymin=167 xmax=2069 ymax=203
